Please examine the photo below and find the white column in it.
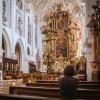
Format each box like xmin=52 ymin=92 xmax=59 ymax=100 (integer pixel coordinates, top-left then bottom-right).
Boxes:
xmin=0 ymin=0 xmax=3 ymax=62
xmin=11 ymin=0 xmax=16 ymax=57
xmin=32 ymin=14 xmax=36 ymax=62
xmin=0 ymin=0 xmax=3 ymax=82
xmin=37 ymin=18 xmax=43 ymax=56
xmin=36 ymin=16 xmax=43 ymax=71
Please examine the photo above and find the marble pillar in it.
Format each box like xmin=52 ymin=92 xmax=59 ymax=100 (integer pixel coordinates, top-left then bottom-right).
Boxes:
xmin=0 ymin=0 xmax=3 ymax=63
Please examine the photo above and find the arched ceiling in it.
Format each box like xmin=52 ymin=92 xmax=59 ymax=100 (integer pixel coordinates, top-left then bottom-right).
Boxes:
xmin=31 ymin=0 xmax=84 ymax=18
xmin=27 ymin=0 xmax=85 ymax=28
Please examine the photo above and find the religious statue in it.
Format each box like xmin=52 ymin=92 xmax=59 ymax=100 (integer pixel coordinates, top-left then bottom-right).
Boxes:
xmin=57 ymin=3 xmax=63 ymax=11
xmin=18 ymin=16 xmax=22 ymax=35
xmin=78 ymin=54 xmax=87 ymax=74
xmin=16 ymin=0 xmax=23 ymax=10
xmin=43 ymin=48 xmax=47 ymax=63
xmin=82 ymin=55 xmax=86 ymax=69
xmin=53 ymin=55 xmax=67 ymax=73
xmin=42 ymin=62 xmax=47 ymax=73
xmin=53 ymin=60 xmax=61 ymax=72
xmin=56 ymin=38 xmax=67 ymax=58
xmin=36 ymin=49 xmax=41 ymax=72
xmin=2 ymin=0 xmax=8 ymax=26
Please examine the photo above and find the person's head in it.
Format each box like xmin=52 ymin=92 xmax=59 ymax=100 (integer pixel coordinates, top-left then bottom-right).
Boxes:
xmin=64 ymin=65 xmax=75 ymax=77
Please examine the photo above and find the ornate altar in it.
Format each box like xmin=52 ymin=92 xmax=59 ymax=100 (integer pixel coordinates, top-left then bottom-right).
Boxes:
xmin=42 ymin=4 xmax=80 ymax=73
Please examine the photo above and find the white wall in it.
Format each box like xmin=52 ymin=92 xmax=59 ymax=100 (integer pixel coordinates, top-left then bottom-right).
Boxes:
xmin=0 ymin=0 xmax=36 ymax=73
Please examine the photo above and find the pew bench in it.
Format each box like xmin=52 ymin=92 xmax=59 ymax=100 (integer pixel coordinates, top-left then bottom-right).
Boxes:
xmin=78 ymin=83 xmax=100 ymax=89
xmin=9 ymin=86 xmax=58 ymax=97
xmin=0 ymin=94 xmax=95 ymax=100
xmin=37 ymin=80 xmax=58 ymax=83
xmin=0 ymin=94 xmax=51 ymax=100
xmin=9 ymin=86 xmax=100 ymax=99
xmin=36 ymin=80 xmax=100 ymax=84
xmin=26 ymin=82 xmax=58 ymax=87
xmin=26 ymin=82 xmax=100 ymax=89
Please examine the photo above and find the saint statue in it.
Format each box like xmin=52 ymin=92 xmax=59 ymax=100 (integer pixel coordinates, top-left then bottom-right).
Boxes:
xmin=36 ymin=49 xmax=41 ymax=72
xmin=56 ymin=38 xmax=67 ymax=58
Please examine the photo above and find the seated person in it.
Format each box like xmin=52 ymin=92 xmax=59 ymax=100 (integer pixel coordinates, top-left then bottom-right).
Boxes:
xmin=59 ymin=65 xmax=78 ymax=100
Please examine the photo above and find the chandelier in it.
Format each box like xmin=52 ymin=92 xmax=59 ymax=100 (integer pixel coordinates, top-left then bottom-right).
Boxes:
xmin=87 ymin=0 xmax=100 ymax=34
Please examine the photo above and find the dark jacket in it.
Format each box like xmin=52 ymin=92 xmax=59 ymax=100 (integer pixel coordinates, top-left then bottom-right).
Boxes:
xmin=59 ymin=76 xmax=78 ymax=99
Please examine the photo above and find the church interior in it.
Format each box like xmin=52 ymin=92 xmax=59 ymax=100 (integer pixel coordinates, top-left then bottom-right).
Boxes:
xmin=0 ymin=0 xmax=100 ymax=99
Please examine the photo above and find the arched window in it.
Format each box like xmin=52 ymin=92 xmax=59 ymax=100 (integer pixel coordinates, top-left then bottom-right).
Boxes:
xmin=15 ymin=43 xmax=21 ymax=71
xmin=2 ymin=0 xmax=11 ymax=27
xmin=27 ymin=47 xmax=30 ymax=55
xmin=2 ymin=36 xmax=6 ymax=57
xmin=28 ymin=16 xmax=31 ymax=45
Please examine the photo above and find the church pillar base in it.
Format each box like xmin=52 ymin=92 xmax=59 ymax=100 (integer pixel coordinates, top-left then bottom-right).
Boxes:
xmin=92 ymin=71 xmax=100 ymax=81
xmin=91 ymin=60 xmax=100 ymax=82
xmin=0 ymin=49 xmax=3 ymax=63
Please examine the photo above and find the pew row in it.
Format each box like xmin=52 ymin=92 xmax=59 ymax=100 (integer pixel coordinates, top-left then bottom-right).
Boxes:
xmin=37 ymin=80 xmax=100 ymax=84
xmin=26 ymin=82 xmax=100 ymax=89
xmin=0 ymin=94 xmax=95 ymax=100
xmin=0 ymin=93 xmax=53 ymax=100
xmin=9 ymin=86 xmax=100 ymax=99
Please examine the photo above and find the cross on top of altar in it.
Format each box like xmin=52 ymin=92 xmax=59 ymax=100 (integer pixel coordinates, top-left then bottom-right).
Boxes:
xmin=56 ymin=3 xmax=63 ymax=11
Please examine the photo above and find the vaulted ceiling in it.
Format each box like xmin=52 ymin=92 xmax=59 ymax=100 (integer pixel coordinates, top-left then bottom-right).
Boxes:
xmin=27 ymin=0 xmax=85 ymax=28
xmin=31 ymin=0 xmax=84 ymax=18
xmin=31 ymin=0 xmax=85 ymax=27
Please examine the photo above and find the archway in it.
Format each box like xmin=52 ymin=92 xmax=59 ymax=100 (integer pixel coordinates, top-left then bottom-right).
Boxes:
xmin=2 ymin=35 xmax=7 ymax=58
xmin=15 ymin=43 xmax=21 ymax=71
xmin=15 ymin=39 xmax=24 ymax=71
xmin=2 ymin=30 xmax=11 ymax=58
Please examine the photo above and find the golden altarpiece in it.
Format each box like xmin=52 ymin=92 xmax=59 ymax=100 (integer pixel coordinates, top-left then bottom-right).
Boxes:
xmin=42 ymin=4 xmax=80 ymax=74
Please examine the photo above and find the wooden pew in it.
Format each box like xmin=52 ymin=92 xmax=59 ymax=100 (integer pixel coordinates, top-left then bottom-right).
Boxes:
xmin=78 ymin=83 xmax=100 ymax=89
xmin=0 ymin=94 xmax=95 ymax=100
xmin=79 ymin=81 xmax=100 ymax=84
xmin=9 ymin=86 xmax=58 ymax=97
xmin=37 ymin=80 xmax=100 ymax=84
xmin=26 ymin=82 xmax=100 ymax=89
xmin=26 ymin=82 xmax=58 ymax=88
xmin=9 ymin=86 xmax=100 ymax=99
xmin=37 ymin=80 xmax=58 ymax=83
xmin=0 ymin=93 xmax=52 ymax=100
xmin=77 ymin=88 xmax=100 ymax=99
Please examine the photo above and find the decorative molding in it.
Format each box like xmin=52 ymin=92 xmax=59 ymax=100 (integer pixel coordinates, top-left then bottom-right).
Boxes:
xmin=2 ymin=0 xmax=11 ymax=26
xmin=16 ymin=0 xmax=23 ymax=11
xmin=16 ymin=10 xmax=23 ymax=36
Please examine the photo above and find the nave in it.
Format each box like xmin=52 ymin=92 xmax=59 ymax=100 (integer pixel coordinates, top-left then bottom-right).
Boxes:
xmin=0 ymin=0 xmax=100 ymax=100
